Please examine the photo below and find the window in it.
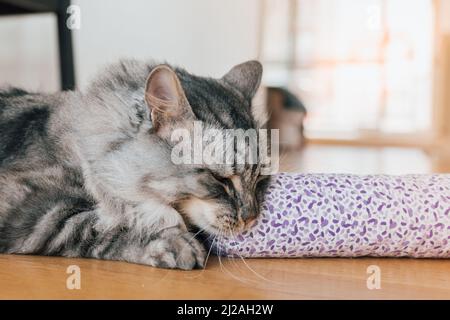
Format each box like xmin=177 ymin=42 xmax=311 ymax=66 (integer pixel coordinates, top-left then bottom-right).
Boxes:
xmin=261 ymin=0 xmax=436 ymax=139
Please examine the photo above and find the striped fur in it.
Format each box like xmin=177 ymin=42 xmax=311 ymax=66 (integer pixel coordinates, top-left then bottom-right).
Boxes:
xmin=0 ymin=59 xmax=268 ymax=269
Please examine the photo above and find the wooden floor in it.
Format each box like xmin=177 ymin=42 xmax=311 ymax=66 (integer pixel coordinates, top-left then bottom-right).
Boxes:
xmin=1 ymin=145 xmax=449 ymax=299
xmin=1 ymin=255 xmax=450 ymax=299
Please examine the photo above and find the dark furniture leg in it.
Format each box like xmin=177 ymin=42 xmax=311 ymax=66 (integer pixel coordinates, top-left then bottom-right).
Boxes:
xmin=56 ymin=0 xmax=75 ymax=90
xmin=0 ymin=0 xmax=76 ymax=90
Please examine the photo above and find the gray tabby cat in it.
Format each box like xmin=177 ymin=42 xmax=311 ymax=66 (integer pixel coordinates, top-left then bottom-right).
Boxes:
xmin=0 ymin=59 xmax=271 ymax=269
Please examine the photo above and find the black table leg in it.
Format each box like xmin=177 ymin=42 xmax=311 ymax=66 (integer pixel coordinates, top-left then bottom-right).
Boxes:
xmin=56 ymin=0 xmax=75 ymax=90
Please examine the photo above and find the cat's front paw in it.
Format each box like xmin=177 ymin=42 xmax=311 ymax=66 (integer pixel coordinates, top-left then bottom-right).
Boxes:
xmin=145 ymin=227 xmax=206 ymax=270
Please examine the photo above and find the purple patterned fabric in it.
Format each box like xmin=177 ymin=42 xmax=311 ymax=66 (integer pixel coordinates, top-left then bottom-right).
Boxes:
xmin=212 ymin=173 xmax=450 ymax=258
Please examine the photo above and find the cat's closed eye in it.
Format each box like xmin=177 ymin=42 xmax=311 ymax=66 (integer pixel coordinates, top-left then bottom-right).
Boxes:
xmin=210 ymin=171 xmax=231 ymax=186
xmin=256 ymin=175 xmax=271 ymax=187
xmin=196 ymin=168 xmax=230 ymax=185
xmin=255 ymin=175 xmax=271 ymax=202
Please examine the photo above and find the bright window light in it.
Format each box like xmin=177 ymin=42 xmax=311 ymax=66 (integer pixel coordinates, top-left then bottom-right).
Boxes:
xmin=261 ymin=0 xmax=435 ymax=137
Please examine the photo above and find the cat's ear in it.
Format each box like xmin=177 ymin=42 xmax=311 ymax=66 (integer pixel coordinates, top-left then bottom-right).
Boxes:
xmin=222 ymin=60 xmax=263 ymax=99
xmin=145 ymin=65 xmax=194 ymax=131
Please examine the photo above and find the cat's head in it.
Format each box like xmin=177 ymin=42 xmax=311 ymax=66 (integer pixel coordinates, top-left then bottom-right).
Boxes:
xmin=143 ymin=61 xmax=273 ymax=236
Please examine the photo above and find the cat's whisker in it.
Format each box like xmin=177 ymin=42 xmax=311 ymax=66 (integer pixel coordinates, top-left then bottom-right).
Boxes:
xmin=217 ymin=232 xmax=240 ymax=282
xmin=202 ymin=234 xmax=217 ymax=269
xmin=216 ymin=229 xmax=254 ymax=285
xmin=224 ymin=226 xmax=262 ymax=282
xmin=228 ymin=226 xmax=284 ymax=286
xmin=223 ymin=226 xmax=242 ymax=270
xmin=225 ymin=228 xmax=255 ymax=279
xmin=173 ymin=226 xmax=208 ymax=268
xmin=185 ymin=232 xmax=218 ymax=280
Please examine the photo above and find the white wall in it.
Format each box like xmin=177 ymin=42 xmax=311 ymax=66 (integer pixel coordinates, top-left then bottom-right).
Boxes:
xmin=0 ymin=14 xmax=60 ymax=91
xmin=0 ymin=0 xmax=261 ymax=92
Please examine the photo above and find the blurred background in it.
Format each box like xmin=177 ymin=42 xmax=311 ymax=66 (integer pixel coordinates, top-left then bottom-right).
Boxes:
xmin=1 ymin=0 xmax=449 ymax=174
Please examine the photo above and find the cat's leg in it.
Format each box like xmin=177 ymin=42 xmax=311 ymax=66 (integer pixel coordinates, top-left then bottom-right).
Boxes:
xmin=10 ymin=207 xmax=206 ymax=270
xmin=92 ymin=225 xmax=207 ymax=270
xmin=92 ymin=200 xmax=207 ymax=269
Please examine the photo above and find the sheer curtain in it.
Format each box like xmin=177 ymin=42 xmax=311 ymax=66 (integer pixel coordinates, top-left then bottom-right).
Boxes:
xmin=261 ymin=0 xmax=436 ymax=138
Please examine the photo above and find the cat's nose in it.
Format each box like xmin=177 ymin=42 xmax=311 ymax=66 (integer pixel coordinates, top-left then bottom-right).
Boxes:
xmin=240 ymin=205 xmax=259 ymax=227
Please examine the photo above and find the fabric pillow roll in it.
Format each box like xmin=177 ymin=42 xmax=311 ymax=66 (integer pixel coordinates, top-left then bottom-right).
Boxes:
xmin=212 ymin=173 xmax=450 ymax=258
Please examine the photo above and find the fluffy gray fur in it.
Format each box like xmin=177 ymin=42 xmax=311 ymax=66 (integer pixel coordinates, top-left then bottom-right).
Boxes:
xmin=0 ymin=59 xmax=270 ymax=269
